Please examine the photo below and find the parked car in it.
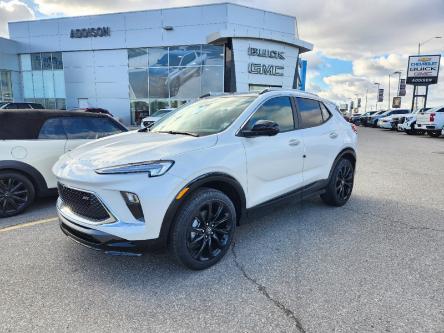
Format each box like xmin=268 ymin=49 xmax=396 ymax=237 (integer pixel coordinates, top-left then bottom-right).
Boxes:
xmin=371 ymin=109 xmax=409 ymax=127
xmin=376 ymin=109 xmax=410 ymax=129
xmin=140 ymin=108 xmax=175 ymax=129
xmin=0 ymin=102 xmax=44 ymax=110
xmin=397 ymin=108 xmax=430 ymax=134
xmin=54 ymin=90 xmax=358 ymax=270
xmin=350 ymin=113 xmax=362 ymax=125
xmin=366 ymin=110 xmax=387 ymax=127
xmin=0 ymin=110 xmax=128 ymax=217
xmin=357 ymin=111 xmax=377 ymax=126
xmin=415 ymin=106 xmax=444 ymax=137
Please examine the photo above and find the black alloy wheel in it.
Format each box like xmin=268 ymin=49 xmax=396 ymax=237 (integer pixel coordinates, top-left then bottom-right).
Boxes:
xmin=0 ymin=172 xmax=35 ymax=218
xmin=321 ymin=158 xmax=355 ymax=207
xmin=186 ymin=200 xmax=233 ymax=262
xmin=170 ymin=188 xmax=236 ymax=270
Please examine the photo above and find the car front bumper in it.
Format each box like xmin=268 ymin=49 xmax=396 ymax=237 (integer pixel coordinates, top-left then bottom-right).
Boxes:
xmin=378 ymin=121 xmax=392 ymax=129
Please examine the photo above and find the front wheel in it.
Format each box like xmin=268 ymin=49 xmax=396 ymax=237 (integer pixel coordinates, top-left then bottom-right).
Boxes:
xmin=321 ymin=159 xmax=355 ymax=207
xmin=0 ymin=171 xmax=35 ymax=218
xmin=169 ymin=188 xmax=236 ymax=270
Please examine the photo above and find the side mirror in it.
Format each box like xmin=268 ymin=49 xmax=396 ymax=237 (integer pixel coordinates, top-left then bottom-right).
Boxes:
xmin=241 ymin=120 xmax=280 ymax=137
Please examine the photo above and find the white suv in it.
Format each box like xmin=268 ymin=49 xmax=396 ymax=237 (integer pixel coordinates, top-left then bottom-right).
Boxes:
xmin=54 ymin=90 xmax=358 ymax=270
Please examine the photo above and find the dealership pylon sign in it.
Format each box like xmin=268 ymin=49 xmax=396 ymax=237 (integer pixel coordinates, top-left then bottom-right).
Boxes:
xmin=407 ymin=55 xmax=441 ymax=85
xmin=406 ymin=54 xmax=441 ymax=111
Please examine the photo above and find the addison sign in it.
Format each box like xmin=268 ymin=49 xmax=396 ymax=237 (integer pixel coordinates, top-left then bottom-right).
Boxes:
xmin=247 ymin=47 xmax=285 ymax=76
xmin=70 ymin=27 xmax=111 ymax=38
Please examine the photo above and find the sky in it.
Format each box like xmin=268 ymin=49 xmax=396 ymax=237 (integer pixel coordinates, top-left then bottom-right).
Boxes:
xmin=1 ymin=0 xmax=443 ymax=110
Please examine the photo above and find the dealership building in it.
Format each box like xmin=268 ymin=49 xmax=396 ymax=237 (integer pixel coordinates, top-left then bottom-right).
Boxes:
xmin=0 ymin=3 xmax=312 ymax=124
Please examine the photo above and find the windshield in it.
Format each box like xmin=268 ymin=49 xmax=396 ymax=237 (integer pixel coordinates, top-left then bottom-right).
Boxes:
xmin=151 ymin=96 xmax=256 ymax=136
xmin=424 ymin=106 xmax=443 ymax=113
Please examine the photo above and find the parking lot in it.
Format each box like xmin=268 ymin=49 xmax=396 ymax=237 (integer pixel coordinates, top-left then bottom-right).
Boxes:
xmin=0 ymin=127 xmax=443 ymax=332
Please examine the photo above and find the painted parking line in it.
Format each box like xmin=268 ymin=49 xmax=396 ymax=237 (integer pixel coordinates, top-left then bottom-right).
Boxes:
xmin=0 ymin=217 xmax=58 ymax=234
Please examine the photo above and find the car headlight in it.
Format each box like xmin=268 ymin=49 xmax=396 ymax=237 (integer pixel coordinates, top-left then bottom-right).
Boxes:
xmin=95 ymin=160 xmax=174 ymax=177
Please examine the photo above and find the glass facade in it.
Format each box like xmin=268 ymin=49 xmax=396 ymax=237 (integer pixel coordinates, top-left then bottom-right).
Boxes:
xmin=0 ymin=71 xmax=13 ymax=102
xmin=128 ymin=44 xmax=224 ymax=124
xmin=20 ymin=53 xmax=66 ymax=109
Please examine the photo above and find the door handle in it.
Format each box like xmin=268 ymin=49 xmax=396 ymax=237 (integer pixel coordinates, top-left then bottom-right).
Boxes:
xmin=329 ymin=131 xmax=338 ymax=139
xmin=288 ymin=139 xmax=301 ymax=146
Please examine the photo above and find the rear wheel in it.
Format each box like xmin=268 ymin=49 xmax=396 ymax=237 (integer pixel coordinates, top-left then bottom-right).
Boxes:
xmin=0 ymin=171 xmax=35 ymax=218
xmin=428 ymin=131 xmax=441 ymax=138
xmin=321 ymin=159 xmax=355 ymax=207
xmin=169 ymin=188 xmax=236 ymax=270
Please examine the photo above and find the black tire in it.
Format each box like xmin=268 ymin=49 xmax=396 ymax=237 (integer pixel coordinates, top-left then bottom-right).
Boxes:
xmin=405 ymin=129 xmax=414 ymax=135
xmin=428 ymin=131 xmax=441 ymax=138
xmin=321 ymin=159 xmax=354 ymax=207
xmin=169 ymin=188 xmax=236 ymax=270
xmin=0 ymin=171 xmax=35 ymax=218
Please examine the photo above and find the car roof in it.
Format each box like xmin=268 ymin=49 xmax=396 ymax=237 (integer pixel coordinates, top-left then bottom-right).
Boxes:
xmin=0 ymin=109 xmax=113 ymax=140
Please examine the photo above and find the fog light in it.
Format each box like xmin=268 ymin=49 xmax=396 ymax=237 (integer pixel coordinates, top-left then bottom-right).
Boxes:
xmin=121 ymin=192 xmax=144 ymax=221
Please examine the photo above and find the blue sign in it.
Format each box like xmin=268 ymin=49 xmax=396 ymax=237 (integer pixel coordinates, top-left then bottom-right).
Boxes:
xmin=298 ymin=60 xmax=307 ymax=91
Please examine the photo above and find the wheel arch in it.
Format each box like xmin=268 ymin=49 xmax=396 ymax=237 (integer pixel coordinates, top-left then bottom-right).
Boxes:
xmin=328 ymin=148 xmax=357 ymax=181
xmin=158 ymin=172 xmax=247 ymax=246
xmin=0 ymin=160 xmax=49 ymax=197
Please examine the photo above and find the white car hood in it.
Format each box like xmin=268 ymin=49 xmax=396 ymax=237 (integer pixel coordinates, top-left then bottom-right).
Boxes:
xmin=59 ymin=130 xmax=217 ymax=171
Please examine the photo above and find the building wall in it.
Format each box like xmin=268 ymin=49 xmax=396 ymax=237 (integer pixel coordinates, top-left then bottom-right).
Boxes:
xmin=232 ymin=38 xmax=299 ymax=92
xmin=63 ymin=50 xmax=130 ymax=122
xmin=0 ymin=37 xmax=22 ymax=101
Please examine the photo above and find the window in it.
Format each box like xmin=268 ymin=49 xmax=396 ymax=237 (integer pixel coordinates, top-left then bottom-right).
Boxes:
xmin=62 ymin=117 xmax=124 ymax=139
xmin=297 ymin=98 xmax=324 ymax=128
xmin=181 ymin=52 xmax=196 ymax=66
xmin=320 ymin=103 xmax=332 ymax=121
xmin=245 ymin=97 xmax=295 ymax=132
xmin=38 ymin=118 xmax=67 ymax=139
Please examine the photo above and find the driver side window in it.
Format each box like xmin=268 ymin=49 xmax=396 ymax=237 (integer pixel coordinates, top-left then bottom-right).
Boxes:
xmin=245 ymin=96 xmax=295 ymax=132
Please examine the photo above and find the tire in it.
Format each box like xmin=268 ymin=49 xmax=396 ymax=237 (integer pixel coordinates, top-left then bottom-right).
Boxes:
xmin=405 ymin=129 xmax=413 ymax=135
xmin=0 ymin=171 xmax=35 ymax=218
xmin=321 ymin=159 xmax=354 ymax=207
xmin=428 ymin=131 xmax=441 ymax=138
xmin=169 ymin=188 xmax=236 ymax=270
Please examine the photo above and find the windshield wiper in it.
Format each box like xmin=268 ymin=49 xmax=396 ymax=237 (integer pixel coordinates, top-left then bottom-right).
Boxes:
xmin=157 ymin=130 xmax=199 ymax=137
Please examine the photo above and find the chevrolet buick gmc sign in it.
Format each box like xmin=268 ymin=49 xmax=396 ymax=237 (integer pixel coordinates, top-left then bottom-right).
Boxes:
xmin=248 ymin=47 xmax=285 ymax=76
xmin=406 ymin=55 xmax=441 ymax=85
xmin=70 ymin=27 xmax=111 ymax=38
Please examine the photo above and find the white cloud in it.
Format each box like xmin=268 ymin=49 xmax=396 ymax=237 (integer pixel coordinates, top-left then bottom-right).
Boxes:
xmin=0 ymin=0 xmax=35 ymax=37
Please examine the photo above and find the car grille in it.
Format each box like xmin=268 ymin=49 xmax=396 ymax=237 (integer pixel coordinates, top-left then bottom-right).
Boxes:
xmin=399 ymin=117 xmax=405 ymax=124
xmin=57 ymin=183 xmax=111 ymax=222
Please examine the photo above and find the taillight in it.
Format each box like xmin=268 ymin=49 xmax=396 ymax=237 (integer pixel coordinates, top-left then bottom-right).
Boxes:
xmin=430 ymin=113 xmax=435 ymax=122
xmin=351 ymin=124 xmax=358 ymax=133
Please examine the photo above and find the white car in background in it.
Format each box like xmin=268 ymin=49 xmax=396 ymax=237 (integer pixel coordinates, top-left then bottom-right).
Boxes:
xmin=0 ymin=110 xmax=127 ymax=217
xmin=377 ymin=109 xmax=410 ymax=129
xmin=398 ymin=108 xmax=430 ymax=134
xmin=140 ymin=108 xmax=175 ymax=128
xmin=54 ymin=89 xmax=358 ymax=270
xmin=415 ymin=106 xmax=444 ymax=137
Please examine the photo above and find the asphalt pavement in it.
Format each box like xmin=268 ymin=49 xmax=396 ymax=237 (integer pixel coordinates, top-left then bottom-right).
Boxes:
xmin=0 ymin=127 xmax=443 ymax=332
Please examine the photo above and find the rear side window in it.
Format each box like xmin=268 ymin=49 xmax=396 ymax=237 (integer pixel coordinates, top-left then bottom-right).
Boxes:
xmin=245 ymin=96 xmax=295 ymax=132
xmin=297 ymin=98 xmax=324 ymax=128
xmin=38 ymin=118 xmax=67 ymax=139
xmin=320 ymin=103 xmax=332 ymax=121
xmin=62 ymin=117 xmax=124 ymax=139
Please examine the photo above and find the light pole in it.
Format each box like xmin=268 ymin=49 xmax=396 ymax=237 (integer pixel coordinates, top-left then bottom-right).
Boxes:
xmin=388 ymin=71 xmax=401 ymax=109
xmin=364 ymin=88 xmax=368 ymax=113
xmin=374 ymin=82 xmax=380 ymax=111
xmin=418 ymin=36 xmax=442 ymax=55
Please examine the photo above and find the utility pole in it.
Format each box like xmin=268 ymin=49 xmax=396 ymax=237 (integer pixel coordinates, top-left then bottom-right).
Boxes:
xmin=373 ymin=82 xmax=380 ymax=111
xmin=364 ymin=88 xmax=368 ymax=113
xmin=388 ymin=71 xmax=401 ymax=109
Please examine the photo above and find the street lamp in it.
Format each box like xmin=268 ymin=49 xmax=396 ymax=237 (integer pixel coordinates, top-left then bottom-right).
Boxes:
xmin=374 ymin=82 xmax=380 ymax=111
xmin=388 ymin=71 xmax=401 ymax=109
xmin=418 ymin=36 xmax=442 ymax=55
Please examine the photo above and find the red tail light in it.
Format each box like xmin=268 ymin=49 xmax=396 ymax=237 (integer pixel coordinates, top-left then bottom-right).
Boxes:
xmin=351 ymin=124 xmax=358 ymax=134
xmin=430 ymin=113 xmax=436 ymax=122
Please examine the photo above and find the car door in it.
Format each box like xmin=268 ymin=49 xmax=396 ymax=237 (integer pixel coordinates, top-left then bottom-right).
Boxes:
xmin=30 ymin=117 xmax=67 ymax=189
xmin=63 ymin=116 xmax=125 ymax=152
xmin=240 ymin=96 xmax=304 ymax=207
xmin=296 ymin=98 xmax=341 ymax=185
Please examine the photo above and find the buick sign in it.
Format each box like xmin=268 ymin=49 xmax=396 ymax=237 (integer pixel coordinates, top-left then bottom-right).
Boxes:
xmin=406 ymin=55 xmax=441 ymax=85
xmin=70 ymin=27 xmax=111 ymax=38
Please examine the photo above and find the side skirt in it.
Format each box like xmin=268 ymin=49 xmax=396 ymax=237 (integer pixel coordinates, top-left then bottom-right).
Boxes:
xmin=246 ymin=179 xmax=328 ymax=216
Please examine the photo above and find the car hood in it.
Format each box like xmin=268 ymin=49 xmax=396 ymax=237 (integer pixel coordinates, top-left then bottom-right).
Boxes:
xmin=59 ymin=130 xmax=217 ymax=171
